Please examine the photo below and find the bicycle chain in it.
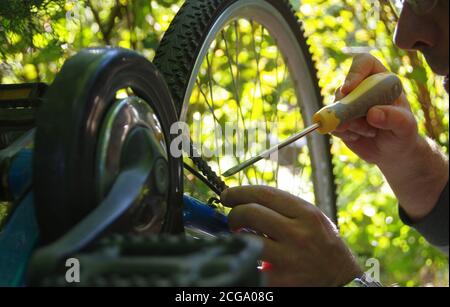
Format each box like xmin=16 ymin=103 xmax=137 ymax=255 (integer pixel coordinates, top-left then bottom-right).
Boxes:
xmin=187 ymin=139 xmax=228 ymax=195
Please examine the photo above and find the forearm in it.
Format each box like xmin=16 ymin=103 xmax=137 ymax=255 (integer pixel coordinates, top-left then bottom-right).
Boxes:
xmin=399 ymin=181 xmax=449 ymax=255
xmin=377 ymin=136 xmax=449 ymax=221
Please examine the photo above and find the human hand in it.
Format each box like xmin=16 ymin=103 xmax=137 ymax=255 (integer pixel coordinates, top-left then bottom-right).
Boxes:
xmin=333 ymin=53 xmax=448 ymax=222
xmin=221 ymin=186 xmax=362 ymax=287
xmin=333 ymin=53 xmax=420 ymax=166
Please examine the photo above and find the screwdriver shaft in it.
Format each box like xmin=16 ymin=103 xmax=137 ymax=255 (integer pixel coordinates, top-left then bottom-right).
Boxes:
xmin=222 ymin=73 xmax=403 ymax=178
xmin=222 ymin=123 xmax=320 ymax=177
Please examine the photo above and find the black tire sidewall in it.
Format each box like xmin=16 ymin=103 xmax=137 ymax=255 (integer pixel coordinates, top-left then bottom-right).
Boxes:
xmin=34 ymin=49 xmax=184 ymax=244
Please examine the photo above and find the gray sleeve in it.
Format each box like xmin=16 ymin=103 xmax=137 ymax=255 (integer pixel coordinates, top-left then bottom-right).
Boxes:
xmin=399 ymin=181 xmax=449 ymax=256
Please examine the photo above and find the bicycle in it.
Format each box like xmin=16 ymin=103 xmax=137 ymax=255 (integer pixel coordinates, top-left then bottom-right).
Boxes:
xmin=0 ymin=0 xmax=336 ymax=286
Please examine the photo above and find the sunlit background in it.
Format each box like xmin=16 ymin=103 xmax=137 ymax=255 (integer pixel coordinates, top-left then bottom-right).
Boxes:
xmin=183 ymin=18 xmax=315 ymax=206
xmin=0 ymin=0 xmax=448 ymax=286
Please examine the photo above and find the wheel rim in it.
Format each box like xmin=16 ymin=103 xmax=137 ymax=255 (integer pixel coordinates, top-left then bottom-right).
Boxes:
xmin=179 ymin=0 xmax=334 ymax=217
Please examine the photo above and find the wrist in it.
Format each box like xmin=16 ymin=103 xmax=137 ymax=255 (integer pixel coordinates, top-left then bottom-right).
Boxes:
xmin=346 ymin=273 xmax=383 ymax=287
xmin=334 ymin=257 xmax=363 ymax=287
xmin=378 ymin=136 xmax=449 ymax=221
xmin=376 ymin=133 xmax=424 ymax=171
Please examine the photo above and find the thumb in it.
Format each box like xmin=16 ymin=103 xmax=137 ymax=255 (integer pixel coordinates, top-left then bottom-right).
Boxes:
xmin=367 ymin=105 xmax=418 ymax=138
xmin=341 ymin=54 xmax=387 ymax=94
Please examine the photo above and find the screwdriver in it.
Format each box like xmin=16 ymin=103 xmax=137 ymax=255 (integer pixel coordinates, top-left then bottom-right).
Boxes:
xmin=222 ymin=72 xmax=403 ymax=177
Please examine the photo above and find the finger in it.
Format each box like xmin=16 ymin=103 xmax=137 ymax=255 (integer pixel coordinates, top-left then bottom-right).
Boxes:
xmin=366 ymin=105 xmax=418 ymax=138
xmin=221 ymin=186 xmax=310 ymax=217
xmin=394 ymin=93 xmax=413 ymax=111
xmin=334 ymin=122 xmax=351 ymax=133
xmin=341 ymin=53 xmax=388 ymax=94
xmin=229 ymin=203 xmax=293 ymax=240
xmin=334 ymin=86 xmax=345 ymax=101
xmin=347 ymin=118 xmax=377 ymax=138
xmin=245 ymin=235 xmax=286 ymax=265
xmin=332 ymin=131 xmax=361 ymax=142
xmin=266 ymin=271 xmax=294 ymax=287
xmin=334 ymin=120 xmax=370 ymax=135
xmin=234 ymin=235 xmax=285 ymax=267
xmin=340 ymin=137 xmax=379 ymax=164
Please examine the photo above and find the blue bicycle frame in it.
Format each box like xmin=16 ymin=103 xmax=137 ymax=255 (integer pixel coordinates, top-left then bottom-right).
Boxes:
xmin=0 ymin=130 xmax=230 ymax=286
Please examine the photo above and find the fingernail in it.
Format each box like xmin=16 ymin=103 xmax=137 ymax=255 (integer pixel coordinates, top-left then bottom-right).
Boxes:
xmin=343 ymin=79 xmax=352 ymax=89
xmin=367 ymin=130 xmax=377 ymax=138
xmin=360 ymin=128 xmax=376 ymax=138
xmin=346 ymin=134 xmax=359 ymax=142
xmin=350 ymin=135 xmax=359 ymax=142
xmin=371 ymin=108 xmax=385 ymax=124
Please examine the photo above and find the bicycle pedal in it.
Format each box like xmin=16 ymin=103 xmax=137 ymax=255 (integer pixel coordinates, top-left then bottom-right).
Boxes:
xmin=0 ymin=83 xmax=47 ymax=149
xmin=29 ymin=234 xmax=264 ymax=287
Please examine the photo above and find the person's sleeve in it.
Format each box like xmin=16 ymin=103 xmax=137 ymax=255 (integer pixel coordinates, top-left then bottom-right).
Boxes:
xmin=399 ymin=181 xmax=449 ymax=256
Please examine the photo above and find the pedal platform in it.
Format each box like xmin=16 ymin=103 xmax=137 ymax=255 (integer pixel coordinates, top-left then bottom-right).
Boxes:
xmin=0 ymin=83 xmax=47 ymax=149
xmin=29 ymin=234 xmax=264 ymax=287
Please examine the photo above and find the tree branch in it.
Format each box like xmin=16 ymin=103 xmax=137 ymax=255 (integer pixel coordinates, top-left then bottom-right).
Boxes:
xmin=86 ymin=0 xmax=122 ymax=45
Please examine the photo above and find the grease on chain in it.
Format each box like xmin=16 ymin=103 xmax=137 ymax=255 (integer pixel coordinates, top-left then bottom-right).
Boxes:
xmin=187 ymin=139 xmax=228 ymax=195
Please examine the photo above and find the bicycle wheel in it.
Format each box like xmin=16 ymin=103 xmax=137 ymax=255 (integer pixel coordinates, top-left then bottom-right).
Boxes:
xmin=154 ymin=0 xmax=336 ymax=221
xmin=34 ymin=48 xmax=184 ymax=243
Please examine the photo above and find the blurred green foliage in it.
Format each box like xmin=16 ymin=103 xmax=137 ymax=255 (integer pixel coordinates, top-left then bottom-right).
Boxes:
xmin=184 ymin=18 xmax=315 ymax=206
xmin=0 ymin=0 xmax=448 ymax=286
xmin=0 ymin=203 xmax=9 ymax=228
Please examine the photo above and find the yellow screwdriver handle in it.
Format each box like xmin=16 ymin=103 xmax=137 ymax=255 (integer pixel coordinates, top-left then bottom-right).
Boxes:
xmin=313 ymin=72 xmax=403 ymax=134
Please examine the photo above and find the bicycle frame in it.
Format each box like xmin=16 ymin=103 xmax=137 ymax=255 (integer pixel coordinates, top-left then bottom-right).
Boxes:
xmin=0 ymin=128 xmax=229 ymax=286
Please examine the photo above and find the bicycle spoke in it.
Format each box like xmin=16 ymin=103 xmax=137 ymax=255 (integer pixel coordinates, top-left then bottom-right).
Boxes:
xmin=221 ymin=29 xmax=246 ymax=129
xmin=154 ymin=0 xmax=335 ymax=222
xmin=194 ymin=20 xmax=313 ymax=199
xmin=196 ymin=80 xmax=222 ymax=173
xmin=205 ymin=52 xmax=223 ymax=175
xmin=250 ymin=23 xmax=272 ymax=184
xmin=234 ymin=20 xmax=240 ymax=107
xmin=196 ymin=80 xmax=221 ymax=125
